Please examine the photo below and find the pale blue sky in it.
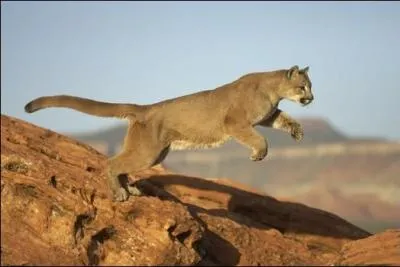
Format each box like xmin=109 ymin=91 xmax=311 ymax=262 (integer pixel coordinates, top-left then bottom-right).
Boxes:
xmin=1 ymin=1 xmax=400 ymax=140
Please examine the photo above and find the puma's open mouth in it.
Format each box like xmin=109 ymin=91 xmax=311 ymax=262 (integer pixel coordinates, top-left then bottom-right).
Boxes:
xmin=300 ymin=98 xmax=313 ymax=106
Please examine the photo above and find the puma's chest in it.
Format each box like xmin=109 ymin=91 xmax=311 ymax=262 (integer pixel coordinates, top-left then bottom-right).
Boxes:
xmin=170 ymin=136 xmax=231 ymax=151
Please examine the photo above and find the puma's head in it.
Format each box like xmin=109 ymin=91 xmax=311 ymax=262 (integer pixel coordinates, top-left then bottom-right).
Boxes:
xmin=279 ymin=65 xmax=314 ymax=106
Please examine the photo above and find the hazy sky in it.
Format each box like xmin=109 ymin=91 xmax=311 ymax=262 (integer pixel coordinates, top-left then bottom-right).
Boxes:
xmin=2 ymin=1 xmax=400 ymax=140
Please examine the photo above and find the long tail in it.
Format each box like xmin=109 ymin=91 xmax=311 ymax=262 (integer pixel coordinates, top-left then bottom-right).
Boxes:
xmin=24 ymin=95 xmax=145 ymax=119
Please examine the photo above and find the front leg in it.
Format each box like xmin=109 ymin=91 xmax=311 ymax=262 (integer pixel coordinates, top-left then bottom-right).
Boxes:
xmin=225 ymin=125 xmax=268 ymax=161
xmin=258 ymin=109 xmax=304 ymax=142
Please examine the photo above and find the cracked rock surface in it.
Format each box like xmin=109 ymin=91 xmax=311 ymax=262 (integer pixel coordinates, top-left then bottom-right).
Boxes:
xmin=1 ymin=115 xmax=399 ymax=266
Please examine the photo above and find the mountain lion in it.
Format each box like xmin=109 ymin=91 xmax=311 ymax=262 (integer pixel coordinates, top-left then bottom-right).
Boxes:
xmin=25 ymin=65 xmax=314 ymax=202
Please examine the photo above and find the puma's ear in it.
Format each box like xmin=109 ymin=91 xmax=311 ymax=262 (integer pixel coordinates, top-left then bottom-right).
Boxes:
xmin=302 ymin=66 xmax=309 ymax=73
xmin=287 ymin=65 xmax=299 ymax=80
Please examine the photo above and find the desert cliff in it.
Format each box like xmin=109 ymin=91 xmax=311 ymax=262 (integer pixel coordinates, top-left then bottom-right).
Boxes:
xmin=1 ymin=114 xmax=399 ymax=266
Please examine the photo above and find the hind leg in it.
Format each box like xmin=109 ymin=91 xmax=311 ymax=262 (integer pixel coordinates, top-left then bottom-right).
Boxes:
xmin=106 ymin=150 xmax=153 ymax=202
xmin=125 ymin=146 xmax=170 ymax=197
xmin=106 ymin=122 xmax=170 ymax=202
xmin=107 ymin=147 xmax=171 ymax=202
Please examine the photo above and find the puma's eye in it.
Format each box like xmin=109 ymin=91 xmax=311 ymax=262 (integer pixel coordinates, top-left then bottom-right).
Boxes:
xmin=300 ymin=86 xmax=306 ymax=91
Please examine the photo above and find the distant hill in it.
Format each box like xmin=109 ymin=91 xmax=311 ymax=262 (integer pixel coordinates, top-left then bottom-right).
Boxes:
xmin=71 ymin=122 xmax=128 ymax=155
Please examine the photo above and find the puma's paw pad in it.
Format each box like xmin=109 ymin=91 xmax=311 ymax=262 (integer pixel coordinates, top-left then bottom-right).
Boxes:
xmin=250 ymin=149 xmax=268 ymax=161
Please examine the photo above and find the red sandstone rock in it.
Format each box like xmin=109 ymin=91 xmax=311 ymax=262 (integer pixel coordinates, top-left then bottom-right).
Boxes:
xmin=1 ymin=114 xmax=398 ymax=266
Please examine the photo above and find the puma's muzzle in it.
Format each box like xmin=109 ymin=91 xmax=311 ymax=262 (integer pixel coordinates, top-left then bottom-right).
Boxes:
xmin=300 ymin=87 xmax=314 ymax=105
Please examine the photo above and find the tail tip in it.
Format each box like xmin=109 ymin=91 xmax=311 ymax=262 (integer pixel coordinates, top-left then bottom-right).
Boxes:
xmin=24 ymin=101 xmax=35 ymax=113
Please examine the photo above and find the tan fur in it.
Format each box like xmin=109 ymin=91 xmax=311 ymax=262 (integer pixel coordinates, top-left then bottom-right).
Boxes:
xmin=24 ymin=65 xmax=314 ymax=202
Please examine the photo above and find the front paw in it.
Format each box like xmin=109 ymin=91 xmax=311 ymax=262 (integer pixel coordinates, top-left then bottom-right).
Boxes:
xmin=291 ymin=124 xmax=304 ymax=142
xmin=250 ymin=148 xmax=268 ymax=161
